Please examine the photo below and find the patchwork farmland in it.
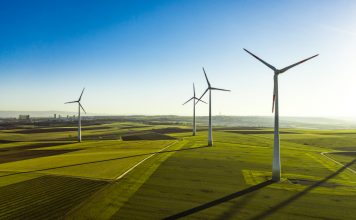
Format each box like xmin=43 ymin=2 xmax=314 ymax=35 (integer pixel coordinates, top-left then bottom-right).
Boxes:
xmin=0 ymin=119 xmax=355 ymax=219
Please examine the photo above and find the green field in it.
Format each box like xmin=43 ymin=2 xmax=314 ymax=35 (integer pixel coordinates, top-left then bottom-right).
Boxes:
xmin=0 ymin=120 xmax=355 ymax=219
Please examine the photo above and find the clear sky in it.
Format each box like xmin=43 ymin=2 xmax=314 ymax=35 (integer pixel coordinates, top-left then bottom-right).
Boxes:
xmin=0 ymin=0 xmax=355 ymax=117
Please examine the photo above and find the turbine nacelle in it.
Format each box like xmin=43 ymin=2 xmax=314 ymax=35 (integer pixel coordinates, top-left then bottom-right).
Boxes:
xmin=65 ymin=88 xmax=87 ymax=114
xmin=197 ymin=67 xmax=231 ymax=104
xmin=183 ymin=83 xmax=207 ymax=105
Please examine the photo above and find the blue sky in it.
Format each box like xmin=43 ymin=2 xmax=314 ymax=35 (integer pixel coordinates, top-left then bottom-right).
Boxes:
xmin=0 ymin=0 xmax=355 ymax=116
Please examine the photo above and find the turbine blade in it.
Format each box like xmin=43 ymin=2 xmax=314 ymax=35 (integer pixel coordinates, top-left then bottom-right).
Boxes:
xmin=183 ymin=97 xmax=194 ymax=105
xmin=196 ymin=88 xmax=209 ymax=104
xmin=79 ymin=103 xmax=87 ymax=114
xmin=279 ymin=54 xmax=319 ymax=74
xmin=243 ymin=48 xmax=277 ymax=71
xmin=78 ymin=87 xmax=85 ymax=101
xmin=193 ymin=83 xmax=196 ymax=97
xmin=202 ymin=67 xmax=211 ymax=87
xmin=65 ymin=101 xmax=77 ymax=104
xmin=211 ymin=87 xmax=231 ymax=92
xmin=195 ymin=98 xmax=207 ymax=104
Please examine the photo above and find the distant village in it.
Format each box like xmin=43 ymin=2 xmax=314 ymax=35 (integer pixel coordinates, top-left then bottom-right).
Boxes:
xmin=1 ymin=114 xmax=81 ymax=124
xmin=19 ymin=113 xmax=78 ymax=122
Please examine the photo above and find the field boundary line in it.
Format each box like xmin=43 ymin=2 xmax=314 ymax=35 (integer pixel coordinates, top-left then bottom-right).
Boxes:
xmin=321 ymin=152 xmax=356 ymax=174
xmin=305 ymin=153 xmax=344 ymax=177
xmin=115 ymin=140 xmax=179 ymax=180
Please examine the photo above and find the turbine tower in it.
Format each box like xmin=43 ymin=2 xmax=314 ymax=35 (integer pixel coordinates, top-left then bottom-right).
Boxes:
xmin=244 ymin=48 xmax=318 ymax=181
xmin=65 ymin=88 xmax=87 ymax=142
xmin=183 ymin=83 xmax=206 ymax=136
xmin=197 ymin=68 xmax=230 ymax=146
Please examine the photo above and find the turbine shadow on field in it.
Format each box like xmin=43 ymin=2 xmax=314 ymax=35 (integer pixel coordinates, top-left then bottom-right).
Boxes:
xmin=0 ymin=145 xmax=208 ymax=178
xmin=216 ymin=189 xmax=257 ymax=219
xmin=250 ymin=159 xmax=356 ymax=220
xmin=164 ymin=180 xmax=274 ymax=220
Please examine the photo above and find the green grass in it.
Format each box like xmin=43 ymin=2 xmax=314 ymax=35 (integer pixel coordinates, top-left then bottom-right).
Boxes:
xmin=0 ymin=121 xmax=355 ymax=219
xmin=111 ymin=132 xmax=356 ymax=219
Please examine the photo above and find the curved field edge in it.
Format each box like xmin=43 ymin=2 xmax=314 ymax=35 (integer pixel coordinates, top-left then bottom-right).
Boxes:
xmin=66 ymin=139 xmax=189 ymax=219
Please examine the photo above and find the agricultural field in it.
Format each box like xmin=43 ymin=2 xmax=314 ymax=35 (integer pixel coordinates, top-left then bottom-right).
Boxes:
xmin=0 ymin=119 xmax=355 ymax=219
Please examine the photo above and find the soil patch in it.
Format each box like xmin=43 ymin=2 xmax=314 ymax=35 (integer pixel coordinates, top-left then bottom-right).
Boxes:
xmin=334 ymin=147 xmax=356 ymax=151
xmin=13 ymin=126 xmax=112 ymax=134
xmin=83 ymin=133 xmax=121 ymax=140
xmin=120 ymin=125 xmax=151 ymax=129
xmin=0 ymin=142 xmax=73 ymax=152
xmin=122 ymin=132 xmax=176 ymax=141
xmin=151 ymin=127 xmax=191 ymax=134
xmin=0 ymin=140 xmax=20 ymax=144
xmin=0 ymin=149 xmax=80 ymax=164
xmin=215 ymin=127 xmax=265 ymax=131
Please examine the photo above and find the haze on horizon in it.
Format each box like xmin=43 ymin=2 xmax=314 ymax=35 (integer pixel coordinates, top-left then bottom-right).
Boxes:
xmin=0 ymin=0 xmax=355 ymax=117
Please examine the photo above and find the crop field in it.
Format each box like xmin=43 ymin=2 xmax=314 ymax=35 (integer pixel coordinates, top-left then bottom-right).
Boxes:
xmin=0 ymin=120 xmax=355 ymax=219
xmin=0 ymin=175 xmax=107 ymax=219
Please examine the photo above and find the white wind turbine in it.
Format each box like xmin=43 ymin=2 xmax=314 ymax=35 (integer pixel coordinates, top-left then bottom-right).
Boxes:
xmin=65 ymin=88 xmax=87 ymax=142
xmin=244 ymin=48 xmax=318 ymax=181
xmin=183 ymin=83 xmax=206 ymax=136
xmin=197 ymin=67 xmax=230 ymax=146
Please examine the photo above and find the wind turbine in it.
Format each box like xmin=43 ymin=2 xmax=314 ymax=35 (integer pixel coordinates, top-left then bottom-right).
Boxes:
xmin=244 ymin=48 xmax=318 ymax=181
xmin=197 ymin=68 xmax=230 ymax=146
xmin=65 ymin=88 xmax=87 ymax=142
xmin=183 ymin=83 xmax=207 ymax=136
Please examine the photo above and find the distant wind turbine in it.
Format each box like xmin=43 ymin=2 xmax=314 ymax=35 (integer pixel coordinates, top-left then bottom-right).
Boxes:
xmin=183 ymin=83 xmax=207 ymax=136
xmin=244 ymin=48 xmax=318 ymax=181
xmin=197 ymin=68 xmax=230 ymax=146
xmin=65 ymin=88 xmax=87 ymax=142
